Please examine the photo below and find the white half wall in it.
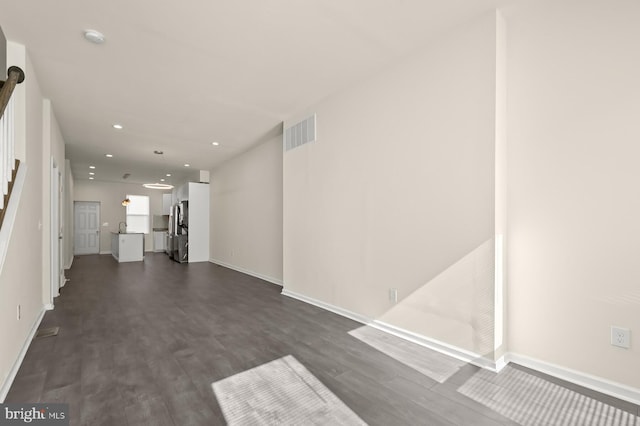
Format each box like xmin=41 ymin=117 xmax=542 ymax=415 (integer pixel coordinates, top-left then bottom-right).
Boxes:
xmin=0 ymin=43 xmax=47 ymax=401
xmin=210 ymin=136 xmax=283 ymax=284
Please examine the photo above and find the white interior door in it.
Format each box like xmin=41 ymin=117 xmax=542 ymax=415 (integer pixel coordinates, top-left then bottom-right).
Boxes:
xmin=74 ymin=201 xmax=100 ymax=255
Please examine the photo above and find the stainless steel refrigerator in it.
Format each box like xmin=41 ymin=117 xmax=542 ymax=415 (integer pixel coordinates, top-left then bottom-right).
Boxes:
xmin=169 ymin=201 xmax=189 ymax=263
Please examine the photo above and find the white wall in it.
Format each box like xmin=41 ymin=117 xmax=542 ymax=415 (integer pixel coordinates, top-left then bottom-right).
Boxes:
xmin=283 ymin=13 xmax=498 ymax=357
xmin=505 ymin=0 xmax=640 ymax=389
xmin=281 ymin=0 xmax=640 ymax=394
xmin=0 ymin=43 xmax=47 ymax=400
xmin=73 ymin=180 xmax=167 ymax=254
xmin=210 ymin=136 xmax=283 ymax=284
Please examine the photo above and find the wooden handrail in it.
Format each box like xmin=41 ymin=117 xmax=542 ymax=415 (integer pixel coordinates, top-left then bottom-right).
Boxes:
xmin=0 ymin=159 xmax=20 ymax=228
xmin=0 ymin=66 xmax=26 ymax=229
xmin=0 ymin=66 xmax=25 ymax=120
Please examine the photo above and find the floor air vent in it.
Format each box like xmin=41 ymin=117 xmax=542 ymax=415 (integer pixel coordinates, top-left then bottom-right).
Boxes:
xmin=34 ymin=327 xmax=59 ymax=339
xmin=284 ymin=114 xmax=316 ymax=151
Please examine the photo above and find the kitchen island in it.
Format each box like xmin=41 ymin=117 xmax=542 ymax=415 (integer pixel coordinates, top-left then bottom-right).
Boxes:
xmin=111 ymin=232 xmax=144 ymax=262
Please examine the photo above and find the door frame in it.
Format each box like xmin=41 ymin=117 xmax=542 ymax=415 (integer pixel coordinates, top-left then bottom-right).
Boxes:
xmin=50 ymin=158 xmax=61 ymax=304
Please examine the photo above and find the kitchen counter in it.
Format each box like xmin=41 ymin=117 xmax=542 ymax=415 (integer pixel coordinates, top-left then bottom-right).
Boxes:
xmin=111 ymin=232 xmax=144 ymax=262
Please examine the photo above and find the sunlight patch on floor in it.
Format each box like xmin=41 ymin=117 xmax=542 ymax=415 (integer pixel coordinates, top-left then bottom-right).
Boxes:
xmin=458 ymin=366 xmax=639 ymax=426
xmin=212 ymin=355 xmax=367 ymax=425
xmin=349 ymin=325 xmax=466 ymax=383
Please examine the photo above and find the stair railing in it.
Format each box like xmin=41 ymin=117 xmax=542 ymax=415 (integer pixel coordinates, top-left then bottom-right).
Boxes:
xmin=0 ymin=66 xmax=25 ymax=227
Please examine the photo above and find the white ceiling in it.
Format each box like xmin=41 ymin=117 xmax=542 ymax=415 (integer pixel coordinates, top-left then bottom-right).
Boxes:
xmin=0 ymin=0 xmax=514 ymax=186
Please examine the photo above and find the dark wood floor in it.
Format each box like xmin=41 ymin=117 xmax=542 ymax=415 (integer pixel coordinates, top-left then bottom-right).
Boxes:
xmin=5 ymin=254 xmax=637 ymax=425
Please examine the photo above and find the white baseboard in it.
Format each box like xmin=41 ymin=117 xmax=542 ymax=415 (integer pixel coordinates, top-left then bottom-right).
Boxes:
xmin=280 ymin=289 xmax=501 ymax=371
xmin=99 ymin=250 xmax=111 ymax=255
xmin=0 ymin=306 xmax=46 ymax=402
xmin=281 ymin=289 xmax=370 ymax=325
xmin=506 ymin=353 xmax=640 ymax=406
xmin=281 ymin=290 xmax=640 ymax=405
xmin=209 ymin=258 xmax=284 ymax=286
xmin=370 ymin=320 xmax=500 ymax=371
xmin=44 ymin=303 xmax=54 ymax=310
xmin=64 ymin=256 xmax=74 ymax=270
xmin=494 ymin=355 xmax=508 ymax=373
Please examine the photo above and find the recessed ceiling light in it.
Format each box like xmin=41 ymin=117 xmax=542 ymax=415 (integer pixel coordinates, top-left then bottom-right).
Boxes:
xmin=160 ymin=178 xmax=165 ymax=182
xmin=143 ymin=183 xmax=174 ymax=190
xmin=89 ymin=177 xmax=95 ymax=180
xmin=113 ymin=124 xmax=123 ymax=130
xmin=212 ymin=142 xmax=220 ymax=146
xmin=184 ymin=164 xmax=190 ymax=167
xmin=89 ymin=165 xmax=96 ymax=169
xmin=83 ymin=29 xmax=105 ymax=44
xmin=89 ymin=172 xmax=95 ymax=175
xmin=105 ymin=154 xmax=113 ymax=158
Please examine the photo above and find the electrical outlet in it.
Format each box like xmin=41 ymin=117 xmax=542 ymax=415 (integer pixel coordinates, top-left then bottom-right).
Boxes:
xmin=389 ymin=288 xmax=398 ymax=303
xmin=16 ymin=304 xmax=20 ymax=320
xmin=611 ymin=326 xmax=631 ymax=349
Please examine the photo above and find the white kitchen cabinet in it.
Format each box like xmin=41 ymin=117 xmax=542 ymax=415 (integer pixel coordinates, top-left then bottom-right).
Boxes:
xmin=185 ymin=182 xmax=209 ymax=262
xmin=153 ymin=231 xmax=166 ymax=252
xmin=111 ymin=232 xmax=144 ymax=262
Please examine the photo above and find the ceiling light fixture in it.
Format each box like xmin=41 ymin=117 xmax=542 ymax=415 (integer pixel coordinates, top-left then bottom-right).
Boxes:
xmin=113 ymin=124 xmax=123 ymax=130
xmin=160 ymin=178 xmax=165 ymax=182
xmin=184 ymin=164 xmax=190 ymax=167
xmin=105 ymin=154 xmax=113 ymax=158
xmin=83 ymin=29 xmax=105 ymax=44
xmin=89 ymin=177 xmax=94 ymax=180
xmin=212 ymin=142 xmax=220 ymax=146
xmin=89 ymin=165 xmax=96 ymax=169
xmin=143 ymin=183 xmax=174 ymax=190
xmin=166 ymin=173 xmax=171 ymax=177
xmin=154 ymin=150 xmax=163 ymax=155
xmin=121 ymin=198 xmax=131 ymax=206
xmin=89 ymin=172 xmax=95 ymax=175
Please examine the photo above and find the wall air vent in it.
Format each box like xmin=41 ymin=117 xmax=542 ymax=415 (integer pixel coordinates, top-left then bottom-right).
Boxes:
xmin=284 ymin=114 xmax=316 ymax=152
